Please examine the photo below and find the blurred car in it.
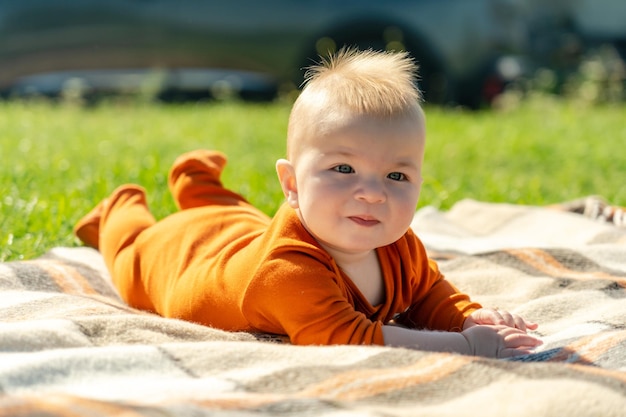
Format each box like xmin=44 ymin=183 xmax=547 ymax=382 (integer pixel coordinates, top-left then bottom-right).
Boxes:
xmin=523 ymin=0 xmax=626 ymax=64
xmin=0 ymin=0 xmax=529 ymax=106
xmin=572 ymin=0 xmax=626 ymax=51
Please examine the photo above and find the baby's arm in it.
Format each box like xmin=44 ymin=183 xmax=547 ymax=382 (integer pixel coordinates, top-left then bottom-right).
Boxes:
xmin=382 ymin=322 xmax=542 ymax=358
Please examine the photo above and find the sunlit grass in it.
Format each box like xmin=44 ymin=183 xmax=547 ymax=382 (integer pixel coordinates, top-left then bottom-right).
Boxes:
xmin=1 ymin=98 xmax=625 ymax=261
xmin=422 ymin=98 xmax=626 ymax=208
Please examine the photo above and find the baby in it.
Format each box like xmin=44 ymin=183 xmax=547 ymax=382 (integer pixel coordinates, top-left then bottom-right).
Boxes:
xmin=75 ymin=48 xmax=541 ymax=358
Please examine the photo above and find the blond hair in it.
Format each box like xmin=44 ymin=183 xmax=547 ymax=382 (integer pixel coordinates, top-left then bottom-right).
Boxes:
xmin=286 ymin=48 xmax=423 ymax=159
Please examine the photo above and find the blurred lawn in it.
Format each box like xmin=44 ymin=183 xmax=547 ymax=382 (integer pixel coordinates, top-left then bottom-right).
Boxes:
xmin=1 ymin=98 xmax=625 ymax=261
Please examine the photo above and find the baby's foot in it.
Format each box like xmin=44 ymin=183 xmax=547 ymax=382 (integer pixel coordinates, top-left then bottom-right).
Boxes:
xmin=74 ymin=199 xmax=106 ymax=249
xmin=168 ymin=150 xmax=228 ymax=210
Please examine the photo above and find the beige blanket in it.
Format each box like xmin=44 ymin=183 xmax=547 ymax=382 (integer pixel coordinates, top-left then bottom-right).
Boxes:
xmin=1 ymin=199 xmax=625 ymax=416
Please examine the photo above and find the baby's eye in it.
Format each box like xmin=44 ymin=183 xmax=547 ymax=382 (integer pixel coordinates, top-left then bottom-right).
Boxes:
xmin=387 ymin=172 xmax=407 ymax=181
xmin=333 ymin=164 xmax=354 ymax=174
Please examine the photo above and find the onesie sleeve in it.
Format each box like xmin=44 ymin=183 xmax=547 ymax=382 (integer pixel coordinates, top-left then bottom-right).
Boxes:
xmin=408 ymin=259 xmax=481 ymax=331
xmin=240 ymin=250 xmax=385 ymax=346
xmin=394 ymin=231 xmax=481 ymax=332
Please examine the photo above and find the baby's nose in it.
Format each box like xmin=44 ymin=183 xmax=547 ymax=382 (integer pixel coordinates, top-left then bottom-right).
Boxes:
xmin=355 ymin=179 xmax=386 ymax=203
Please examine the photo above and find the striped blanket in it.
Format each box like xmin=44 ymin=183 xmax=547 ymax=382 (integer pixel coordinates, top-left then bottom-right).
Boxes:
xmin=1 ymin=199 xmax=625 ymax=416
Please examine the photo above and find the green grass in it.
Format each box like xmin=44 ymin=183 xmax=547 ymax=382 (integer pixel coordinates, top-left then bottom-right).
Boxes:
xmin=1 ymin=98 xmax=625 ymax=261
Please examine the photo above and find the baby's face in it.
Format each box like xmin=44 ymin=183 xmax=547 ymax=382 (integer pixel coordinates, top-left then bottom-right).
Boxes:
xmin=286 ymin=115 xmax=425 ymax=257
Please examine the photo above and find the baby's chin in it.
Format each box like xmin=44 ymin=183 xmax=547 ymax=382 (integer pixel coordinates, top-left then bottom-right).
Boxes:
xmin=303 ymin=220 xmax=406 ymax=255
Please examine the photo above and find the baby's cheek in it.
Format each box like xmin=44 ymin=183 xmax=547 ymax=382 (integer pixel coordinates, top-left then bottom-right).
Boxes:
xmin=395 ymin=192 xmax=420 ymax=217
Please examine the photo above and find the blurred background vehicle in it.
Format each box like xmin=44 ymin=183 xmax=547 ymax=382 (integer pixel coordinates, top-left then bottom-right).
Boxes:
xmin=525 ymin=0 xmax=626 ymax=57
xmin=571 ymin=0 xmax=626 ymax=55
xmin=517 ymin=0 xmax=626 ymax=102
xmin=523 ymin=0 xmax=625 ymax=74
xmin=0 ymin=0 xmax=529 ymax=107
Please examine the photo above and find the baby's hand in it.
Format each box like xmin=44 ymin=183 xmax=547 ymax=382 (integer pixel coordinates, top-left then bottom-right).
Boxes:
xmin=461 ymin=325 xmax=543 ymax=358
xmin=463 ymin=308 xmax=538 ymax=332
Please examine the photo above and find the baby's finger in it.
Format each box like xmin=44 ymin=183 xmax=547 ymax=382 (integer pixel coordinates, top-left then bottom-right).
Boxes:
xmin=502 ymin=330 xmax=543 ymax=349
xmin=524 ymin=319 xmax=539 ymax=331
xmin=512 ymin=314 xmax=527 ymax=332
xmin=497 ymin=310 xmax=516 ymax=328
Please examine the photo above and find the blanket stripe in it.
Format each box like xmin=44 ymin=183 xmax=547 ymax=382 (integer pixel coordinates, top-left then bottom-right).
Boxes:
xmin=503 ymin=248 xmax=626 ymax=286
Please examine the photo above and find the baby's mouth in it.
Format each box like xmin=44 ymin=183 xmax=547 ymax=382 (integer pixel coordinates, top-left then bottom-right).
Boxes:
xmin=348 ymin=216 xmax=380 ymax=227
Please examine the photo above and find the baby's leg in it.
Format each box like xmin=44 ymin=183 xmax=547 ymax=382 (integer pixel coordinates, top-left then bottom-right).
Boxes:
xmin=75 ymin=185 xmax=156 ymax=310
xmin=97 ymin=185 xmax=155 ymax=268
xmin=75 ymin=185 xmax=154 ymax=253
xmin=168 ymin=149 xmax=249 ymax=210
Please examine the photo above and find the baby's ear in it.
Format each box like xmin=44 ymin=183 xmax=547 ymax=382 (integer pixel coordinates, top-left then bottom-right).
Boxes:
xmin=275 ymin=159 xmax=299 ymax=208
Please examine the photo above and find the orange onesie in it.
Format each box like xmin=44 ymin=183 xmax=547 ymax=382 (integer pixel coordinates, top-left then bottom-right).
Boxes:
xmin=77 ymin=150 xmax=480 ymax=345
